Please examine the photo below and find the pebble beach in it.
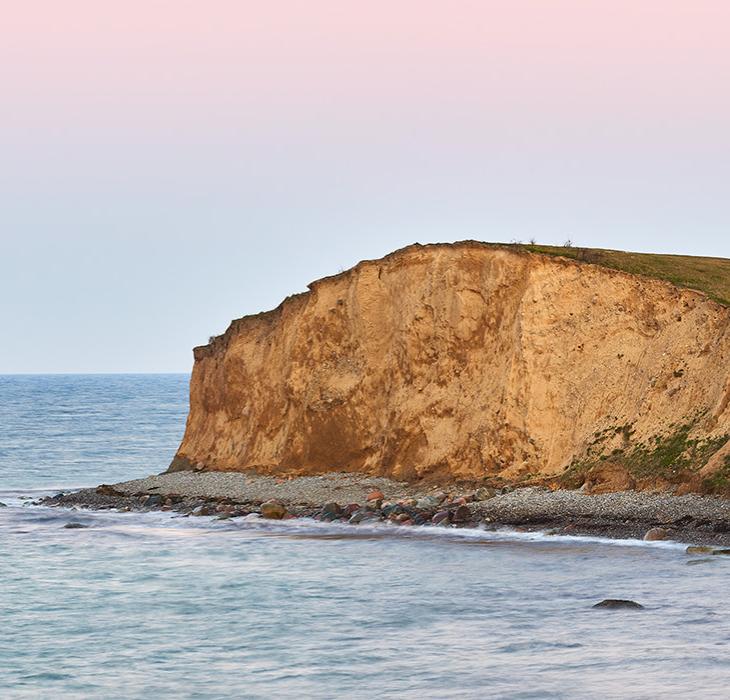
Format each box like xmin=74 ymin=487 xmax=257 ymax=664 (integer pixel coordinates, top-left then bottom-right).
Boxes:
xmin=41 ymin=470 xmax=730 ymax=547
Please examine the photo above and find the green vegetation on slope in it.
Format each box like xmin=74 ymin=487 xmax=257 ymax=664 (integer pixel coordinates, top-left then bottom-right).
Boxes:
xmin=510 ymin=243 xmax=730 ymax=307
xmin=558 ymin=416 xmax=729 ymax=492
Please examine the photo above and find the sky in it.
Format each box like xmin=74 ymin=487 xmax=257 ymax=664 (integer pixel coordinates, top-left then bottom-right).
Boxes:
xmin=1 ymin=0 xmax=729 ymax=373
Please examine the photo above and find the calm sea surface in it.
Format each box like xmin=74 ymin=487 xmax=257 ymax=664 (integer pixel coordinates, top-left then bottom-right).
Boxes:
xmin=1 ymin=375 xmax=729 ymax=699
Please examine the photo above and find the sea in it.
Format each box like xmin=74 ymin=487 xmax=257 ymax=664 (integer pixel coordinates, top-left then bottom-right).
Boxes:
xmin=1 ymin=374 xmax=729 ymax=699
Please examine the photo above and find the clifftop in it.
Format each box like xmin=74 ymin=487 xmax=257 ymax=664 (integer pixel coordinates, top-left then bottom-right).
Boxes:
xmin=172 ymin=241 xmax=730 ymax=495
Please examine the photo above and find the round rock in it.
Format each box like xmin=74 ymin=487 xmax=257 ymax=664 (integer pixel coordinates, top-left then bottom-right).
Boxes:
xmin=593 ymin=599 xmax=644 ymax=610
xmin=260 ymin=501 xmax=287 ymax=519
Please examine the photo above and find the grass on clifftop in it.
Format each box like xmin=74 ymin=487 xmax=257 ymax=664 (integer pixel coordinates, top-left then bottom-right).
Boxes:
xmin=510 ymin=243 xmax=730 ymax=307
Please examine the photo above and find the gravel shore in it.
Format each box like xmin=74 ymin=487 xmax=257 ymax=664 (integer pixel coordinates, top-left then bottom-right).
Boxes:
xmin=114 ymin=471 xmax=422 ymax=505
xmin=40 ymin=470 xmax=730 ymax=547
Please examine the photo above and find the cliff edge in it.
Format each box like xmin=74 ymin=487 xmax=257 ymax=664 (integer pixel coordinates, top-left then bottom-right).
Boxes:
xmin=170 ymin=242 xmax=730 ymax=495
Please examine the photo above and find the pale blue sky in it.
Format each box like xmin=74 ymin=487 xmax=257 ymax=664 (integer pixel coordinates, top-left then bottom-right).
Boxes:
xmin=2 ymin=1 xmax=728 ymax=373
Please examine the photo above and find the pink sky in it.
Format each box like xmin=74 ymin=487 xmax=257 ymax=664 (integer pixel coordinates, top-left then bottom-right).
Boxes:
xmin=2 ymin=1 xmax=729 ymax=371
xmin=3 ymin=1 xmax=728 ymax=140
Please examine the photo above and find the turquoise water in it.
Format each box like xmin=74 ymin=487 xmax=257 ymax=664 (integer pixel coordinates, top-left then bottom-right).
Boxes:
xmin=2 ymin=376 xmax=730 ymax=699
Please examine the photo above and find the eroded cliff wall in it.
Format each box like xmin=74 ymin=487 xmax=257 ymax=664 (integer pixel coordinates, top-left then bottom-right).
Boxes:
xmin=170 ymin=243 xmax=730 ymax=492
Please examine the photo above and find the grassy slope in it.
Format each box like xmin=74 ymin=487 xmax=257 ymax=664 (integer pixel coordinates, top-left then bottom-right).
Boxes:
xmin=507 ymin=242 xmax=730 ymax=493
xmin=511 ymin=244 xmax=730 ymax=307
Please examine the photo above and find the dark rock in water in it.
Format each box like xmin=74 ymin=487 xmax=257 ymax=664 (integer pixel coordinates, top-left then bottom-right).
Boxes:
xmin=686 ymin=545 xmax=714 ymax=555
xmin=144 ymin=494 xmax=163 ymax=507
xmin=63 ymin=522 xmax=88 ymax=529
xmin=711 ymin=549 xmax=730 ymax=556
xmin=593 ymin=599 xmax=644 ymax=610
xmin=0 ymin=502 xmax=7 ymax=507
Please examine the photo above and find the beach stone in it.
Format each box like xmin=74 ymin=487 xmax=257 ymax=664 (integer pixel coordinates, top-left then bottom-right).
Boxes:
xmin=96 ymin=484 xmax=123 ymax=497
xmin=711 ymin=549 xmax=730 ymax=556
xmin=593 ymin=599 xmax=644 ymax=610
xmin=63 ymin=522 xmax=88 ymax=529
xmin=349 ymin=509 xmax=379 ymax=524
xmin=643 ymin=527 xmax=669 ymax=541
xmin=416 ymin=496 xmax=442 ymax=509
xmin=144 ymin=495 xmax=163 ymax=507
xmin=431 ymin=510 xmax=450 ymax=525
xmin=451 ymin=504 xmax=472 ymax=523
xmin=321 ymin=502 xmax=342 ymax=515
xmin=344 ymin=503 xmax=360 ymax=515
xmin=473 ymin=487 xmax=496 ymax=501
xmin=686 ymin=545 xmax=714 ymax=555
xmin=260 ymin=501 xmax=287 ymax=519
xmin=320 ymin=502 xmax=343 ymax=520
xmin=366 ymin=490 xmax=384 ymax=502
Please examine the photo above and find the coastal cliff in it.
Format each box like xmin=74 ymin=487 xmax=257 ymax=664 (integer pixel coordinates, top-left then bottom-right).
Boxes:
xmin=170 ymin=242 xmax=730 ymax=494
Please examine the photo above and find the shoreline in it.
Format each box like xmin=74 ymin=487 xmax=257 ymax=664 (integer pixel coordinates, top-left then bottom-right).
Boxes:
xmin=39 ymin=470 xmax=730 ymax=547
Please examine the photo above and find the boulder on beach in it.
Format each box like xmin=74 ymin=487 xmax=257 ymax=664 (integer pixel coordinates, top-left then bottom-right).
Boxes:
xmin=96 ymin=484 xmax=124 ymax=497
xmin=431 ymin=510 xmax=450 ymax=525
xmin=348 ymin=509 xmax=379 ymax=525
xmin=643 ymin=527 xmax=669 ymax=541
xmin=320 ymin=502 xmax=343 ymax=519
xmin=260 ymin=501 xmax=287 ymax=519
xmin=451 ymin=504 xmax=472 ymax=523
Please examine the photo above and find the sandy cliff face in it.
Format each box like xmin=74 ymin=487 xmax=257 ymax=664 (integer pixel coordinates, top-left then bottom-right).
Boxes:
xmin=170 ymin=243 xmax=730 ymax=493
